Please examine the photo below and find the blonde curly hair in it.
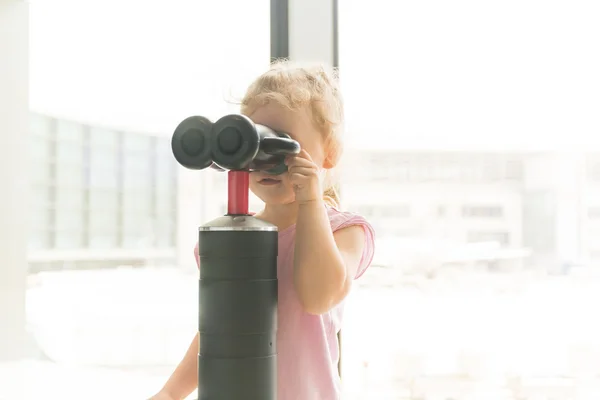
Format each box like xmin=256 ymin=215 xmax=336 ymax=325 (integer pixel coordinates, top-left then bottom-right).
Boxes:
xmin=240 ymin=59 xmax=344 ymax=208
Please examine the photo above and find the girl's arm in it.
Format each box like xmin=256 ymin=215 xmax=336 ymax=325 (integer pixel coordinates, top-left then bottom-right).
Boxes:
xmin=151 ymin=244 xmax=202 ymax=400
xmin=152 ymin=333 xmax=198 ymax=400
xmin=293 ymin=199 xmax=366 ymax=315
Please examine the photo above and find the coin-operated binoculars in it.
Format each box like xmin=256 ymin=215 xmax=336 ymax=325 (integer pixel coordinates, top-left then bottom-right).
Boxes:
xmin=171 ymin=114 xmax=300 ymax=400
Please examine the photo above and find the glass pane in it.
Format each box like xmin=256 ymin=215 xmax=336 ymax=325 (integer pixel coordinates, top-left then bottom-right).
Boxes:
xmin=30 ymin=113 xmax=53 ymax=138
xmin=89 ymin=164 xmax=118 ymax=189
xmin=55 ymin=187 xmax=84 ymax=209
xmin=156 ymin=224 xmax=175 ymax=248
xmin=123 ymin=132 xmax=151 ymax=153
xmin=29 ymin=207 xmax=51 ymax=228
xmin=122 ymin=232 xmax=153 ymax=249
xmin=29 ymin=135 xmax=51 ymax=163
xmin=89 ymin=235 xmax=117 ymax=249
xmin=55 ymin=207 xmax=84 ymax=231
xmin=89 ymin=147 xmax=119 ymax=167
xmin=523 ymin=191 xmax=556 ymax=252
xmin=30 ymin=160 xmax=51 ymax=185
xmin=54 ymin=230 xmax=84 ymax=249
xmin=123 ymin=155 xmax=151 ymax=188
xmin=90 ymin=127 xmax=119 ymax=148
xmin=89 ymin=210 xmax=117 ymax=230
xmin=30 ymin=185 xmax=51 ymax=209
xmin=156 ymin=191 xmax=174 ymax=214
xmin=122 ymin=212 xmax=152 ymax=231
xmin=122 ymin=213 xmax=155 ymax=249
xmin=340 ymin=2 xmax=600 ymax=397
xmin=123 ymin=191 xmax=152 ymax=214
xmin=28 ymin=229 xmax=50 ymax=250
xmin=156 ymin=156 xmax=177 ymax=190
xmin=56 ymin=120 xmax=84 ymax=143
xmin=55 ymin=164 xmax=84 ymax=187
xmin=155 ymin=137 xmax=172 ymax=159
xmin=88 ymin=189 xmax=119 ymax=211
xmin=55 ymin=141 xmax=83 ymax=165
xmin=155 ymin=217 xmax=174 ymax=233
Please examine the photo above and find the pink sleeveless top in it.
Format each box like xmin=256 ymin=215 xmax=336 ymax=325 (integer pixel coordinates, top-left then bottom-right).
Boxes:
xmin=194 ymin=207 xmax=375 ymax=400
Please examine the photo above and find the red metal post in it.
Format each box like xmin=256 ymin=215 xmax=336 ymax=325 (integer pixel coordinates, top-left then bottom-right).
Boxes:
xmin=227 ymin=170 xmax=250 ymax=215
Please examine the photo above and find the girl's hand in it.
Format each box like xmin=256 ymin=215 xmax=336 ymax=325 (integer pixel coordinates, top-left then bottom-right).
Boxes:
xmin=285 ymin=149 xmax=322 ymax=205
xmin=147 ymin=391 xmax=176 ymax=400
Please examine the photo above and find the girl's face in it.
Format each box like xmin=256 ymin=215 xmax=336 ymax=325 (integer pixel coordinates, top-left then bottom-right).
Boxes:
xmin=248 ymin=102 xmax=327 ymax=205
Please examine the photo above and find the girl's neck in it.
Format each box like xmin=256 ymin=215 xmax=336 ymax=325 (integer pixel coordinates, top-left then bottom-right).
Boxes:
xmin=256 ymin=202 xmax=299 ymax=231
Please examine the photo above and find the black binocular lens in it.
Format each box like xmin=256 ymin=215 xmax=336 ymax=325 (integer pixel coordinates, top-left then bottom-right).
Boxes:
xmin=171 ymin=114 xmax=300 ymax=173
xmin=218 ymin=127 xmax=244 ymax=155
xmin=171 ymin=116 xmax=214 ymax=170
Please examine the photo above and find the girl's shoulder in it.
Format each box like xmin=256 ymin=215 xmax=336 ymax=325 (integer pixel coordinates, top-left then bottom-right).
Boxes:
xmin=326 ymin=206 xmax=374 ymax=234
xmin=326 ymin=206 xmax=376 ymax=279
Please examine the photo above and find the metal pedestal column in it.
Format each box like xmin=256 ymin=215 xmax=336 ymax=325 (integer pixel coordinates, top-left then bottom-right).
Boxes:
xmin=196 ymin=171 xmax=278 ymax=400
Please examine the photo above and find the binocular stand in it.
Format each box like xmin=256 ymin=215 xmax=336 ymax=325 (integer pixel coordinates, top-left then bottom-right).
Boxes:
xmin=172 ymin=114 xmax=301 ymax=400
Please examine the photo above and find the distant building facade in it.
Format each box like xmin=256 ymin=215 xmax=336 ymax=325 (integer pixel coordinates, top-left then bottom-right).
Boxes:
xmin=28 ymin=113 xmax=177 ymax=271
xmin=342 ymin=149 xmax=595 ymax=272
xmin=27 ymin=113 xmax=600 ymax=273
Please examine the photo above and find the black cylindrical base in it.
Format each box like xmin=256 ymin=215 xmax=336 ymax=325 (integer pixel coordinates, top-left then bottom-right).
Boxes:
xmin=198 ymin=355 xmax=276 ymax=400
xmin=197 ymin=215 xmax=278 ymax=400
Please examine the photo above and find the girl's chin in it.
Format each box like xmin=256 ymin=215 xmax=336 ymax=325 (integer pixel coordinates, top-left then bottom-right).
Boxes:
xmin=250 ymin=189 xmax=295 ymax=206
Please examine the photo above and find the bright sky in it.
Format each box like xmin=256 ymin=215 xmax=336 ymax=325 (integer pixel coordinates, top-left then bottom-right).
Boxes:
xmin=30 ymin=0 xmax=600 ymax=150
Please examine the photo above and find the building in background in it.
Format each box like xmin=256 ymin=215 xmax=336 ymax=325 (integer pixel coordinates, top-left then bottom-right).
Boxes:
xmin=583 ymin=155 xmax=600 ymax=265
xmin=27 ymin=113 xmax=599 ymax=274
xmin=26 ymin=112 xmax=264 ymax=272
xmin=28 ymin=113 xmax=178 ymax=271
xmin=342 ymin=151 xmax=525 ymax=244
xmin=342 ymin=149 xmax=595 ymax=273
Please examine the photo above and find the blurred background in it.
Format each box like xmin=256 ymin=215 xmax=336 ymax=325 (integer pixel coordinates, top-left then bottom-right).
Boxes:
xmin=2 ymin=0 xmax=600 ymax=399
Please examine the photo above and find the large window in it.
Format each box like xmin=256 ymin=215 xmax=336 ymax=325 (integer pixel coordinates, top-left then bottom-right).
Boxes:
xmin=28 ymin=114 xmax=54 ymax=250
xmin=3 ymin=0 xmax=597 ymax=399
xmin=5 ymin=1 xmax=271 ymax=399
xmin=339 ymin=0 xmax=600 ymax=398
xmin=121 ymin=132 xmax=153 ymax=248
xmin=27 ymin=116 xmax=179 ymax=254
xmin=154 ymin=137 xmax=178 ymax=247
xmin=54 ymin=121 xmax=86 ymax=248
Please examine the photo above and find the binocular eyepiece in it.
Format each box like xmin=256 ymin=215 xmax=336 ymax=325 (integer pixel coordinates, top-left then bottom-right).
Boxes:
xmin=172 ymin=114 xmax=301 ymax=175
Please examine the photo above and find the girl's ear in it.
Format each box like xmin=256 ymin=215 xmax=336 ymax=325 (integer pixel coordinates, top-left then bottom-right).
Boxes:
xmin=323 ymin=147 xmax=339 ymax=169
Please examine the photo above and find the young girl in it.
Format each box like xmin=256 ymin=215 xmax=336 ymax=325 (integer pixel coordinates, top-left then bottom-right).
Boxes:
xmin=150 ymin=61 xmax=375 ymax=400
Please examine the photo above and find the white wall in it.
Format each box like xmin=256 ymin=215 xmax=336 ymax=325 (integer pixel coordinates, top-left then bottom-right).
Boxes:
xmin=0 ymin=0 xmax=28 ymax=360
